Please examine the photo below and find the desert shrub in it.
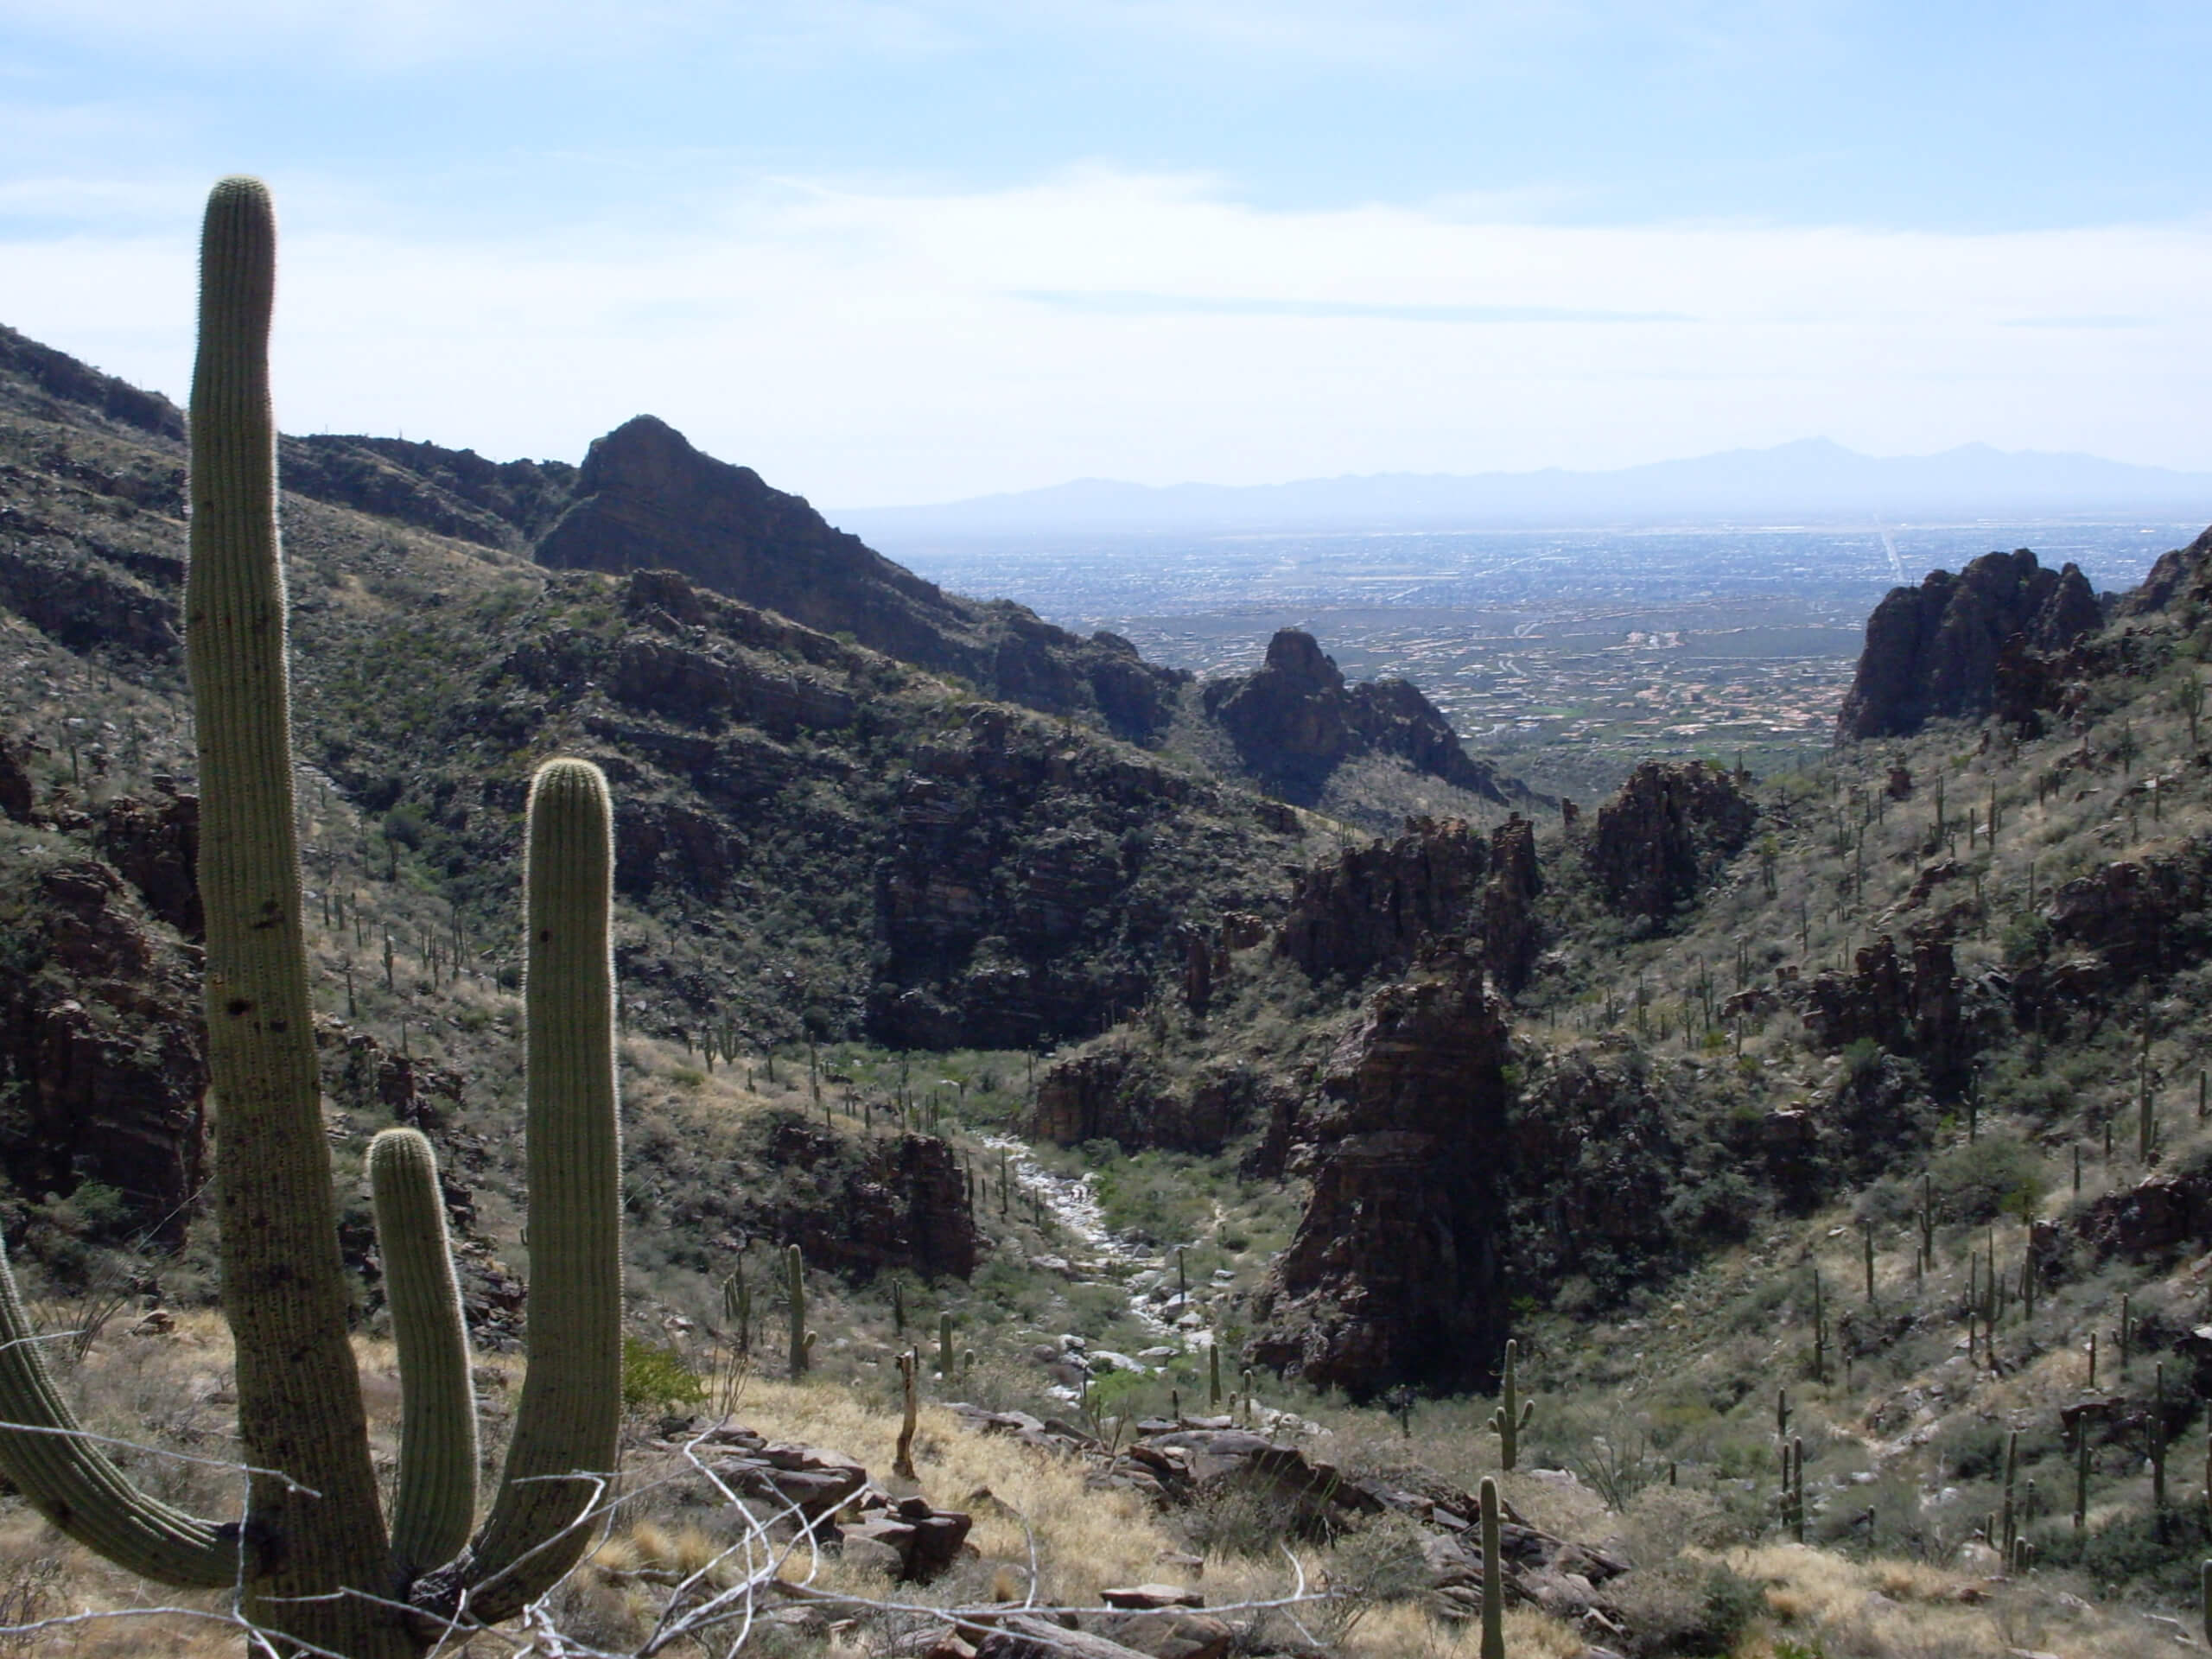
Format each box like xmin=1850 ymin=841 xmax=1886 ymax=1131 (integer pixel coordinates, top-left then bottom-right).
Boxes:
xmin=1609 ymin=1558 xmax=1764 ymax=1657
xmin=621 ymin=1336 xmax=706 ymax=1409
xmin=1924 ymin=1135 xmax=2045 ymax=1225
xmin=2033 ymin=1503 xmax=2211 ymax=1601
xmin=1315 ymin=1511 xmax=1433 ymax=1643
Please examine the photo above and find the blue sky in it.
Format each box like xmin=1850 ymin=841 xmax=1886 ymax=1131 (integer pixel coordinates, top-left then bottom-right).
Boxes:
xmin=4 ymin=3 xmax=2211 ymax=504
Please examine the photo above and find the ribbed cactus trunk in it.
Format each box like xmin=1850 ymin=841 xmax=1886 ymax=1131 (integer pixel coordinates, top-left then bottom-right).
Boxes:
xmin=432 ymin=760 xmax=624 ymax=1620
xmin=1478 ymin=1475 xmax=1504 ymax=1659
xmin=190 ymin=175 xmax=411 ymax=1657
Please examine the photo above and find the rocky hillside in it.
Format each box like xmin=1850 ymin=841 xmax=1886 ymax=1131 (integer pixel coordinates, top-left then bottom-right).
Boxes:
xmin=19 ymin=301 xmax=2212 ymax=1653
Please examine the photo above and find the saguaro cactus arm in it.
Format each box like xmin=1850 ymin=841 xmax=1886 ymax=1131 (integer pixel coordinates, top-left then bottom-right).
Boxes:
xmin=371 ymin=1128 xmax=480 ymax=1580
xmin=0 ymin=1239 xmax=236 ymax=1586
xmin=436 ymin=760 xmax=624 ymax=1621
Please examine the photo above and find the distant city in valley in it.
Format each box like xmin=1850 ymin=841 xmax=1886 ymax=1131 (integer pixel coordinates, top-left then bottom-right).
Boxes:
xmin=868 ymin=518 xmax=2196 ymax=799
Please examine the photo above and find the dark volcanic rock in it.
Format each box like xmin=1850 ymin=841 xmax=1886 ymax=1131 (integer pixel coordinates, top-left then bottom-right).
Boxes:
xmin=1478 ymin=815 xmax=1543 ymax=995
xmin=1585 ymin=760 xmax=1757 ymax=926
xmin=2059 ymin=1149 xmax=2212 ymax=1263
xmin=1201 ymin=629 xmax=1519 ymax=806
xmin=0 ymin=736 xmax=33 ymax=822
xmin=0 ymin=323 xmax=184 ymax=441
xmin=1507 ymin=1052 xmax=1706 ymax=1291
xmin=1028 ymin=1047 xmax=1272 ymax=1155
xmin=1797 ymin=931 xmax=1976 ymax=1092
xmin=1837 ymin=548 xmax=2101 ymax=740
xmin=281 ymin=435 xmax=576 ymax=550
xmin=0 ymin=859 xmax=206 ymax=1218
xmin=93 ymin=790 xmax=200 ymax=938
xmin=868 ymin=704 xmax=1266 ymax=1050
xmin=1276 ymin=816 xmax=1486 ymax=985
xmin=672 ymin=1113 xmax=980 ymax=1283
xmin=1251 ymin=946 xmax=1511 ymax=1396
xmin=2044 ymin=843 xmax=2212 ymax=981
xmin=535 ymin=417 xmax=1183 ymax=741
xmin=2117 ymin=524 xmax=2212 ymax=619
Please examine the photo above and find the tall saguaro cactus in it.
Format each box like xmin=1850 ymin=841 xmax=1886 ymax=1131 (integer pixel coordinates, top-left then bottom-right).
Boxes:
xmin=0 ymin=177 xmax=624 ymax=1658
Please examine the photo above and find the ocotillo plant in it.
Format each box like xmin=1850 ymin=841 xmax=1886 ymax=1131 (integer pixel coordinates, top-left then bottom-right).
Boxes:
xmin=1486 ymin=1338 xmax=1534 ymax=1471
xmin=788 ymin=1245 xmax=814 ymax=1378
xmin=0 ymin=176 xmax=625 ymax=1659
xmin=1209 ymin=1341 xmax=1224 ymax=1408
xmin=1478 ymin=1476 xmax=1505 ymax=1659
xmin=940 ymin=1312 xmax=956 ymax=1381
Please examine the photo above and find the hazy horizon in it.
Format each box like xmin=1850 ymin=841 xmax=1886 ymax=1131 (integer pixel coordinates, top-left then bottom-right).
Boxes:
xmin=4 ymin=7 xmax=2211 ymax=506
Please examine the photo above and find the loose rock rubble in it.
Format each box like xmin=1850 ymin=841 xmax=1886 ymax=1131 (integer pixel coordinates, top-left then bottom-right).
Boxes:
xmin=948 ymin=1406 xmax=1630 ymax=1639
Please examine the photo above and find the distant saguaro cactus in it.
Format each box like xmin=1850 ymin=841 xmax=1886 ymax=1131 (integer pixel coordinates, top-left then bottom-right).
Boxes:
xmin=1486 ymin=1339 xmax=1534 ymax=1471
xmin=788 ymin=1244 xmax=813 ymax=1378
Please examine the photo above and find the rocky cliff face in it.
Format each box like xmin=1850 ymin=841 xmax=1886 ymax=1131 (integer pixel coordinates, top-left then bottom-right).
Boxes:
xmin=1249 ymin=946 xmax=1511 ymax=1397
xmin=1479 ymin=815 xmax=1543 ymax=995
xmin=1837 ymin=549 xmax=2102 ymax=740
xmin=1585 ymin=760 xmax=1757 ymax=926
xmin=1276 ymin=816 xmax=1487 ymax=985
xmin=0 ymin=855 xmax=207 ymax=1219
xmin=281 ymin=435 xmax=576 ymax=552
xmin=2116 ymin=524 xmax=2212 ymax=620
xmin=1201 ymin=629 xmax=1522 ymax=807
xmin=634 ymin=1110 xmax=981 ymax=1283
xmin=535 ymin=416 xmax=1184 ymax=742
xmin=1027 ymin=1045 xmax=1276 ymax=1156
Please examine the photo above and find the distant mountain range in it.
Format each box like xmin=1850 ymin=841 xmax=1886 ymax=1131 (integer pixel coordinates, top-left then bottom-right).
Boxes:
xmin=832 ymin=440 xmax=2212 ymax=538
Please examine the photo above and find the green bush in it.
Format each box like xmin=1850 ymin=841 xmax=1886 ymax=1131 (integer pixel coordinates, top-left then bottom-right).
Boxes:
xmin=620 ymin=1337 xmax=705 ymax=1409
xmin=1925 ymin=1135 xmax=2045 ymax=1225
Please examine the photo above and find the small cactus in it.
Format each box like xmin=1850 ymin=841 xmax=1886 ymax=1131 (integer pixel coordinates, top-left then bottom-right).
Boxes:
xmin=1486 ymin=1339 xmax=1533 ymax=1471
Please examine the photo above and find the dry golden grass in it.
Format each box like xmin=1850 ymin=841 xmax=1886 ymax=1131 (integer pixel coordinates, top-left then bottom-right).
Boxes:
xmin=1728 ymin=1540 xmax=2183 ymax=1659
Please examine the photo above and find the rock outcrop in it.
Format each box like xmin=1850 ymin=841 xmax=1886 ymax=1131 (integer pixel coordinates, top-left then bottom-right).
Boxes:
xmin=281 ymin=434 xmax=576 ymax=551
xmin=1250 ymin=946 xmax=1512 ymax=1396
xmin=1275 ymin=816 xmax=1486 ymax=984
xmin=1478 ymin=815 xmax=1542 ymax=995
xmin=1837 ymin=548 xmax=2101 ymax=739
xmin=1200 ymin=629 xmax=1522 ymax=807
xmin=1797 ymin=931 xmax=1975 ymax=1091
xmin=0 ymin=858 xmax=206 ymax=1219
xmin=535 ymin=416 xmax=1184 ymax=741
xmin=1028 ymin=1048 xmax=1274 ymax=1155
xmin=649 ymin=1112 xmax=982 ymax=1283
xmin=2116 ymin=524 xmax=2212 ymax=620
xmin=1585 ymin=760 xmax=1757 ymax=926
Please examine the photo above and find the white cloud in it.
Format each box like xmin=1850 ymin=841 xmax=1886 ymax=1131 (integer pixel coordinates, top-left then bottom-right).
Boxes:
xmin=5 ymin=168 xmax=2210 ymax=504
